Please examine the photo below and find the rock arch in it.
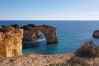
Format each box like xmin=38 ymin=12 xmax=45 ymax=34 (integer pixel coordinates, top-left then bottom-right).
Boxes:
xmin=23 ymin=25 xmax=58 ymax=44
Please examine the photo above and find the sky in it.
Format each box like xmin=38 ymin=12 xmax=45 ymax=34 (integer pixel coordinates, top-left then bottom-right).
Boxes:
xmin=0 ymin=0 xmax=99 ymax=20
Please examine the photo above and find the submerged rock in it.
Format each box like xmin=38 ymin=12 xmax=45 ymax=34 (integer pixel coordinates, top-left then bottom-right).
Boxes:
xmin=0 ymin=29 xmax=23 ymax=57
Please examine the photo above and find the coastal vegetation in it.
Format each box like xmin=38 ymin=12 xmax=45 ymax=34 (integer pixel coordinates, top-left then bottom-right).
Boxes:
xmin=49 ymin=57 xmax=90 ymax=66
xmin=67 ymin=57 xmax=90 ymax=66
xmin=0 ymin=24 xmax=20 ymax=33
xmin=21 ymin=24 xmax=36 ymax=30
xmin=48 ymin=40 xmax=99 ymax=66
xmin=10 ymin=24 xmax=20 ymax=29
xmin=75 ymin=40 xmax=99 ymax=58
xmin=27 ymin=24 xmax=36 ymax=27
xmin=0 ymin=25 xmax=13 ymax=32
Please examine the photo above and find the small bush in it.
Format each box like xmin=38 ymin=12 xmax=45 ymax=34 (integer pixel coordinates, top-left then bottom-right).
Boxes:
xmin=0 ymin=26 xmax=13 ymax=32
xmin=48 ymin=57 xmax=89 ymax=66
xmin=21 ymin=24 xmax=36 ymax=30
xmin=21 ymin=25 xmax=30 ymax=30
xmin=67 ymin=57 xmax=90 ymax=66
xmin=10 ymin=24 xmax=20 ymax=29
xmin=41 ymin=25 xmax=49 ymax=28
xmin=49 ymin=62 xmax=68 ymax=66
xmin=27 ymin=24 xmax=36 ymax=27
xmin=75 ymin=40 xmax=99 ymax=58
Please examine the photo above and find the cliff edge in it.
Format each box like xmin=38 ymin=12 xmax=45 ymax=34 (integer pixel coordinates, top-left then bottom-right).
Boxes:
xmin=0 ymin=29 xmax=23 ymax=57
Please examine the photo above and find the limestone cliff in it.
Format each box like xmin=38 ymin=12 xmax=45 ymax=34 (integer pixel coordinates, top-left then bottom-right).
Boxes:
xmin=0 ymin=29 xmax=23 ymax=57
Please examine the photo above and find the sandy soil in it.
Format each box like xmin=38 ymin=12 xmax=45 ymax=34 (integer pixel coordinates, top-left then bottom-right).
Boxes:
xmin=0 ymin=53 xmax=73 ymax=66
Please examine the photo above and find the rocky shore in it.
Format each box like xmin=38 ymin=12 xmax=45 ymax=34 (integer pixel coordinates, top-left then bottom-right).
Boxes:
xmin=0 ymin=24 xmax=99 ymax=66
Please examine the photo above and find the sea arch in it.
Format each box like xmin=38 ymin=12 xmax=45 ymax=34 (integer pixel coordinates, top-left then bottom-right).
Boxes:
xmin=22 ymin=25 xmax=58 ymax=44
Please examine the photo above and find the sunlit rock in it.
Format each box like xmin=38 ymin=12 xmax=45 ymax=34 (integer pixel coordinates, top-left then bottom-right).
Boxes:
xmin=22 ymin=25 xmax=58 ymax=44
xmin=0 ymin=29 xmax=23 ymax=57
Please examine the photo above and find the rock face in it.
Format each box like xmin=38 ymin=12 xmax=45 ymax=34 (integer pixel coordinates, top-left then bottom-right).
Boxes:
xmin=93 ymin=30 xmax=99 ymax=38
xmin=0 ymin=29 xmax=23 ymax=57
xmin=23 ymin=30 xmax=40 ymax=41
xmin=23 ymin=25 xmax=58 ymax=44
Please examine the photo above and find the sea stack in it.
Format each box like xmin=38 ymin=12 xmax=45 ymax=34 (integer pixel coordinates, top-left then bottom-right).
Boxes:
xmin=93 ymin=30 xmax=99 ymax=38
xmin=0 ymin=27 xmax=23 ymax=57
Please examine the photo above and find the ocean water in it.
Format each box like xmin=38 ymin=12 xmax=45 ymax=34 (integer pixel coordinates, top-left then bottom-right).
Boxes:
xmin=0 ymin=20 xmax=99 ymax=54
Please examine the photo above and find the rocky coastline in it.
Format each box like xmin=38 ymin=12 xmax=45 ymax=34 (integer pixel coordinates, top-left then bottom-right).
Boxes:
xmin=0 ymin=24 xmax=58 ymax=58
xmin=0 ymin=53 xmax=99 ymax=66
xmin=0 ymin=24 xmax=60 ymax=66
xmin=0 ymin=24 xmax=99 ymax=66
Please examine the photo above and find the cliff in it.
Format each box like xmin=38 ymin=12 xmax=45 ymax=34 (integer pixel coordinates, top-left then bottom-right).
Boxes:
xmin=0 ymin=29 xmax=23 ymax=57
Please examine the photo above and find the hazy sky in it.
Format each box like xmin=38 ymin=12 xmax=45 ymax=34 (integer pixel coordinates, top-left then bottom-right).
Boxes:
xmin=0 ymin=0 xmax=99 ymax=20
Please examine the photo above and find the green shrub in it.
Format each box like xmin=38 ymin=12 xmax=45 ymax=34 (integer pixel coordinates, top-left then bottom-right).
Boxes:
xmin=75 ymin=40 xmax=99 ymax=58
xmin=27 ymin=24 xmax=36 ymax=27
xmin=48 ymin=57 xmax=90 ymax=66
xmin=0 ymin=26 xmax=13 ymax=32
xmin=21 ymin=25 xmax=30 ymax=30
xmin=41 ymin=25 xmax=47 ymax=27
xmin=67 ymin=57 xmax=90 ymax=66
xmin=49 ymin=62 xmax=68 ymax=66
xmin=10 ymin=24 xmax=20 ymax=29
xmin=21 ymin=24 xmax=36 ymax=30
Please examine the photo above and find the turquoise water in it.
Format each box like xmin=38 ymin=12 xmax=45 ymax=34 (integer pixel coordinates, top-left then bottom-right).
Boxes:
xmin=0 ymin=20 xmax=99 ymax=54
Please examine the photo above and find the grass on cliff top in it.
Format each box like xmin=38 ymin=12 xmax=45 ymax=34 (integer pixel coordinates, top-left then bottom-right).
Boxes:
xmin=10 ymin=24 xmax=20 ymax=29
xmin=67 ymin=57 xmax=90 ymax=66
xmin=49 ymin=57 xmax=90 ymax=66
xmin=0 ymin=25 xmax=14 ymax=33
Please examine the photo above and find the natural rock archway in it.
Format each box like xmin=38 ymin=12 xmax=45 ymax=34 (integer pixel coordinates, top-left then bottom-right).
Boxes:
xmin=23 ymin=25 xmax=58 ymax=44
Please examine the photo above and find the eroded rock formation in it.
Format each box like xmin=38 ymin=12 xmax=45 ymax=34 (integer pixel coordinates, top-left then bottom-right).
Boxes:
xmin=22 ymin=25 xmax=58 ymax=44
xmin=0 ymin=29 xmax=23 ymax=57
xmin=23 ymin=30 xmax=40 ymax=41
xmin=93 ymin=30 xmax=99 ymax=38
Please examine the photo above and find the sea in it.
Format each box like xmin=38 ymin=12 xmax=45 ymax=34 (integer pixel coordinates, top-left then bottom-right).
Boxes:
xmin=0 ymin=20 xmax=99 ymax=55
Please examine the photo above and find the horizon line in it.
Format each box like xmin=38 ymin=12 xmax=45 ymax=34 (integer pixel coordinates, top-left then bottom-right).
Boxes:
xmin=0 ymin=20 xmax=99 ymax=21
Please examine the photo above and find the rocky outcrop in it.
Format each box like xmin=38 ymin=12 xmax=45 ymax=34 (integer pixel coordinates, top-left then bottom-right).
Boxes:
xmin=44 ymin=30 xmax=58 ymax=44
xmin=0 ymin=29 xmax=23 ymax=57
xmin=93 ymin=30 xmax=99 ymax=38
xmin=22 ymin=25 xmax=58 ymax=44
